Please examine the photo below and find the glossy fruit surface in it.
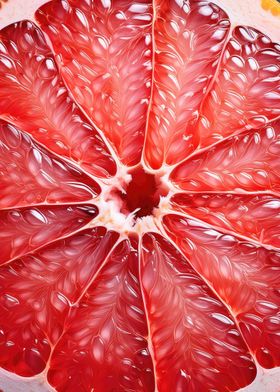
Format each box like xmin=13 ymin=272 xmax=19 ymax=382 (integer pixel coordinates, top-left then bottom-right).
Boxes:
xmin=0 ymin=0 xmax=279 ymax=391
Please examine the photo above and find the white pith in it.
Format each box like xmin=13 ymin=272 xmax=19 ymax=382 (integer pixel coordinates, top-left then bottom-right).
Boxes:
xmin=0 ymin=0 xmax=279 ymax=391
xmin=84 ymin=162 xmax=176 ymax=235
xmin=1 ymin=360 xmax=280 ymax=392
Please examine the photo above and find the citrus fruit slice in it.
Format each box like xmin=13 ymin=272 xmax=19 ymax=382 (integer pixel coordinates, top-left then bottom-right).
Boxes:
xmin=47 ymin=237 xmax=154 ymax=391
xmin=170 ymin=192 xmax=280 ymax=247
xmin=170 ymin=121 xmax=280 ymax=192
xmin=0 ymin=204 xmax=98 ymax=264
xmin=36 ymin=0 xmax=153 ymax=166
xmin=0 ymin=20 xmax=116 ymax=177
xmin=0 ymin=121 xmax=100 ymax=208
xmin=163 ymin=214 xmax=280 ymax=368
xmin=0 ymin=226 xmax=118 ymax=376
xmin=141 ymin=233 xmax=256 ymax=391
xmin=143 ymin=0 xmax=231 ymax=168
xmin=0 ymin=0 xmax=279 ymax=391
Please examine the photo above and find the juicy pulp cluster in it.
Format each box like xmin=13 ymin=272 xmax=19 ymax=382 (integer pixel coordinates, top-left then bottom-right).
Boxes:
xmin=0 ymin=0 xmax=279 ymax=391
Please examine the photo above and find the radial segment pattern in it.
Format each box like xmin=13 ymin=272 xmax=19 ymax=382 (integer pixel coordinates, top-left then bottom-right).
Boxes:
xmin=0 ymin=0 xmax=279 ymax=391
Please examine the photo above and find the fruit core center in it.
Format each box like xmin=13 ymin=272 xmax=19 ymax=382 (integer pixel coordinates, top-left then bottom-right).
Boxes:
xmin=112 ymin=167 xmax=168 ymax=219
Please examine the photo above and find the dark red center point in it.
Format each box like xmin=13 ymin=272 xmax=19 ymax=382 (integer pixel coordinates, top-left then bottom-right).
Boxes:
xmin=113 ymin=167 xmax=168 ymax=219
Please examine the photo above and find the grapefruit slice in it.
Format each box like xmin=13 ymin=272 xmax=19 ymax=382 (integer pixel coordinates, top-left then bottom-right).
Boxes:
xmin=163 ymin=215 xmax=280 ymax=369
xmin=141 ymin=233 xmax=256 ymax=391
xmin=170 ymin=121 xmax=280 ymax=192
xmin=144 ymin=5 xmax=280 ymax=168
xmin=47 ymin=238 xmax=154 ymax=392
xmin=0 ymin=204 xmax=97 ymax=264
xmin=0 ymin=0 xmax=279 ymax=391
xmin=143 ymin=0 xmax=230 ymax=168
xmin=170 ymin=192 xmax=280 ymax=247
xmin=0 ymin=120 xmax=100 ymax=208
xmin=36 ymin=0 xmax=153 ymax=166
xmin=0 ymin=226 xmax=118 ymax=376
xmin=0 ymin=20 xmax=116 ymax=178
xmin=191 ymin=26 xmax=280 ymax=151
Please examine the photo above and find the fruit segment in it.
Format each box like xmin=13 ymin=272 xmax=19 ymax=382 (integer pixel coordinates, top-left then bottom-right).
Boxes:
xmin=36 ymin=0 xmax=153 ymax=166
xmin=0 ymin=227 xmax=118 ymax=377
xmin=195 ymin=25 xmax=280 ymax=149
xmin=171 ymin=193 xmax=280 ymax=248
xmin=0 ymin=21 xmax=116 ymax=178
xmin=170 ymin=121 xmax=280 ymax=193
xmin=0 ymin=204 xmax=97 ymax=265
xmin=141 ymin=233 xmax=256 ymax=391
xmin=163 ymin=215 xmax=280 ymax=368
xmin=0 ymin=120 xmax=100 ymax=209
xmin=144 ymin=0 xmax=230 ymax=169
xmin=47 ymin=238 xmax=154 ymax=392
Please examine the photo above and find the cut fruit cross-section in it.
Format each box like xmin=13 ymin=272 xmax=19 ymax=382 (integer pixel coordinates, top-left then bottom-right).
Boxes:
xmin=163 ymin=215 xmax=280 ymax=369
xmin=0 ymin=227 xmax=118 ymax=377
xmin=0 ymin=0 xmax=280 ymax=391
xmin=0 ymin=120 xmax=100 ymax=209
xmin=170 ymin=121 xmax=280 ymax=193
xmin=195 ymin=25 xmax=280 ymax=150
xmin=36 ymin=0 xmax=153 ymax=166
xmin=144 ymin=0 xmax=230 ymax=168
xmin=0 ymin=204 xmax=97 ymax=264
xmin=170 ymin=192 xmax=280 ymax=248
xmin=0 ymin=20 xmax=116 ymax=178
xmin=141 ymin=233 xmax=256 ymax=391
xmin=47 ymin=238 xmax=154 ymax=392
